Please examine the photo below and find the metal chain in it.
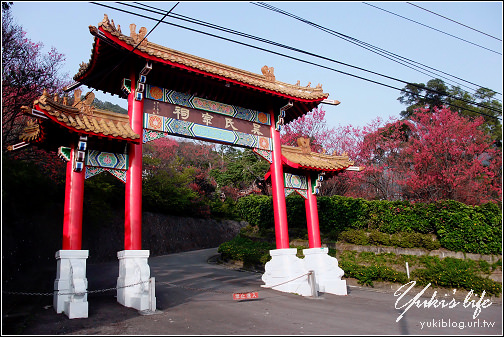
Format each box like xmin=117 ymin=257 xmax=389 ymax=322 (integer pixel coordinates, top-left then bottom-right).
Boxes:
xmin=162 ymin=272 xmax=312 ymax=295
xmin=2 ymin=280 xmax=150 ymax=297
xmin=3 ymin=272 xmax=312 ymax=297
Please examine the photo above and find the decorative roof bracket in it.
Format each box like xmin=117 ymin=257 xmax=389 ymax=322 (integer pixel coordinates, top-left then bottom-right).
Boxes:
xmin=276 ymin=101 xmax=293 ymax=131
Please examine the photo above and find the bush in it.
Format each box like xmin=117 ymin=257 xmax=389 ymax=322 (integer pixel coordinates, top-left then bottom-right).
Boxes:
xmin=411 ymin=256 xmax=502 ymax=297
xmin=217 ymin=235 xmax=275 ymax=267
xmin=318 ymin=196 xmax=369 ymax=233
xmin=235 ymin=195 xmax=274 ymax=230
xmin=338 ymin=260 xmax=409 ymax=287
xmin=339 ymin=229 xmax=369 ymax=246
xmin=338 ymin=229 xmax=441 ymax=251
xmin=434 ymin=200 xmax=502 ymax=255
xmin=368 ymin=230 xmax=391 ymax=246
xmin=235 ymin=195 xmax=501 ymax=254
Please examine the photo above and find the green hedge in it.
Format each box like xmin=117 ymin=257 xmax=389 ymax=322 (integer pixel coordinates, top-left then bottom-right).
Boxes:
xmin=339 ymin=229 xmax=441 ymax=251
xmin=235 ymin=195 xmax=502 ymax=255
xmin=217 ymin=235 xmax=274 ymax=267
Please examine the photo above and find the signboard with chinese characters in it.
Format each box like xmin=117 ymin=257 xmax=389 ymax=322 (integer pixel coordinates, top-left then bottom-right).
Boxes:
xmin=232 ymin=292 xmax=259 ymax=300
xmin=143 ymin=85 xmax=272 ymax=151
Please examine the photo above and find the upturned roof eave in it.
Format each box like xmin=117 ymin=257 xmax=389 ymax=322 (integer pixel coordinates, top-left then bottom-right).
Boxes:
xmin=74 ymin=17 xmax=330 ymax=104
xmin=29 ymin=95 xmax=140 ymax=143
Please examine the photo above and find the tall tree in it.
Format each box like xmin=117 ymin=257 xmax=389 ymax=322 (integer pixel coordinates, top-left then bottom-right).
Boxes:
xmin=397 ymin=108 xmax=501 ymax=204
xmin=354 ymin=108 xmax=501 ymax=204
xmin=398 ymin=79 xmax=502 ymax=146
xmin=2 ymin=6 xmax=71 ymax=182
xmin=2 ymin=7 xmax=70 ymax=148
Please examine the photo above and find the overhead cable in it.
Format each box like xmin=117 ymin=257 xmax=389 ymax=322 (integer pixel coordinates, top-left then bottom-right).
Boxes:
xmin=252 ymin=1 xmax=502 ymax=98
xmin=128 ymin=1 xmax=502 ymax=115
xmin=406 ymin=2 xmax=502 ymax=42
xmin=90 ymin=2 xmax=502 ymax=120
xmin=363 ymin=2 xmax=501 ymax=55
xmin=66 ymin=2 xmax=180 ymax=93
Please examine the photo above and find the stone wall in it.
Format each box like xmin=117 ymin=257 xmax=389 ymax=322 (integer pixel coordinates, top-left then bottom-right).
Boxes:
xmin=289 ymin=239 xmax=502 ymax=263
xmin=82 ymin=212 xmax=248 ymax=263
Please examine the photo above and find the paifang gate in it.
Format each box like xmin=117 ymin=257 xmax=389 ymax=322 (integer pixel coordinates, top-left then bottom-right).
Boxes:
xmin=10 ymin=15 xmax=357 ymax=319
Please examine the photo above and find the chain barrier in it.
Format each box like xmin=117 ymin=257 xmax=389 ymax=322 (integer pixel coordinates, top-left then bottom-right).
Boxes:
xmin=3 ymin=272 xmax=312 ymax=298
xmin=161 ymin=271 xmax=312 ymax=296
xmin=2 ymin=280 xmax=150 ymax=297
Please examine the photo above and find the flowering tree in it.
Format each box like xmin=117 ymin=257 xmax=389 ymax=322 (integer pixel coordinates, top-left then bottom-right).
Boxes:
xmin=352 ymin=108 xmax=501 ymax=204
xmin=281 ymin=106 xmax=331 ymax=153
xmin=2 ymin=8 xmax=69 ymax=147
xmin=281 ymin=104 xmax=501 ymax=204
xmin=280 ymin=107 xmax=398 ymax=199
xmin=323 ymin=117 xmax=401 ymax=200
xmin=395 ymin=107 xmax=501 ymax=204
xmin=2 ymin=7 xmax=70 ymax=181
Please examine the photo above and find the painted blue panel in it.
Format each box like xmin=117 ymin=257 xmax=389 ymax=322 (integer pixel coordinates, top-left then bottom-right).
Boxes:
xmin=191 ymin=124 xmax=238 ymax=143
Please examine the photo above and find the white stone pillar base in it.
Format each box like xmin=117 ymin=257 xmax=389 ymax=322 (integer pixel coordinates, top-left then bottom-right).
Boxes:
xmin=53 ymin=250 xmax=89 ymax=319
xmin=117 ymin=250 xmax=154 ymax=311
xmin=302 ymin=247 xmax=347 ymax=295
xmin=262 ymin=248 xmax=312 ymax=296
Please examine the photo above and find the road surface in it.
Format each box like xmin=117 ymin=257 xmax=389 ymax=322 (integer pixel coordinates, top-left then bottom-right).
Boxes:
xmin=5 ymin=248 xmax=503 ymax=335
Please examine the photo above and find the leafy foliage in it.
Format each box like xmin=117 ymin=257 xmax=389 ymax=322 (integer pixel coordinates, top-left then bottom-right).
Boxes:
xmin=334 ymin=251 xmax=501 ymax=295
xmin=237 ymin=195 xmax=502 ymax=254
xmin=410 ymin=256 xmax=501 ymax=296
xmin=2 ymin=8 xmax=70 ymax=147
xmin=338 ymin=229 xmax=441 ymax=251
xmin=398 ymin=79 xmax=502 ymax=145
xmin=217 ymin=235 xmax=274 ymax=267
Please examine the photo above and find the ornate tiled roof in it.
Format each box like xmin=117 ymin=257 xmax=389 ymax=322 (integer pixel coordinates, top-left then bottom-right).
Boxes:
xmin=281 ymin=146 xmax=353 ymax=172
xmin=20 ymin=89 xmax=139 ymax=143
xmin=74 ymin=15 xmax=329 ymax=102
xmin=280 ymin=137 xmax=354 ymax=172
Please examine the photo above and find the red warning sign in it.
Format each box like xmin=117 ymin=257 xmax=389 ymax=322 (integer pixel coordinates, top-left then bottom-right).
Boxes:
xmin=233 ymin=292 xmax=259 ymax=300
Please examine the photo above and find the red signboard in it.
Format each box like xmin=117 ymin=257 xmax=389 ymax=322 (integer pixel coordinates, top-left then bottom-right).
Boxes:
xmin=233 ymin=292 xmax=259 ymax=300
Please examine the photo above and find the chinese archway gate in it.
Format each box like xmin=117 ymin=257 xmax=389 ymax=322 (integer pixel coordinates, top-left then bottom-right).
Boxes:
xmin=12 ymin=15 xmax=356 ymax=319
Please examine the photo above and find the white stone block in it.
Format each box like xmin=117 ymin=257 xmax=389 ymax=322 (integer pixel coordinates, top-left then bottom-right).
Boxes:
xmin=262 ymin=248 xmax=312 ymax=296
xmin=53 ymin=250 xmax=89 ymax=319
xmin=117 ymin=250 xmax=154 ymax=311
xmin=303 ymin=247 xmax=347 ymax=295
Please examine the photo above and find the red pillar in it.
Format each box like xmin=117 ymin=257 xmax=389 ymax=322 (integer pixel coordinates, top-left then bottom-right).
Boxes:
xmin=270 ymin=108 xmax=290 ymax=249
xmin=305 ymin=174 xmax=322 ymax=248
xmin=125 ymin=75 xmax=144 ymax=250
xmin=62 ymin=144 xmax=85 ymax=250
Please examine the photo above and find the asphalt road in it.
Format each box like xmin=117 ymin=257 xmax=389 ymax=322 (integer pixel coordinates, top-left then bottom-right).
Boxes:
xmin=5 ymin=248 xmax=503 ymax=335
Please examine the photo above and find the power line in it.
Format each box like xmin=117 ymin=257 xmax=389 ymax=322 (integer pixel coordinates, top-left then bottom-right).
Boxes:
xmin=406 ymin=2 xmax=502 ymax=42
xmin=89 ymin=2 xmax=502 ymax=120
xmin=363 ymin=2 xmax=502 ymax=55
xmin=66 ymin=2 xmax=180 ymax=93
xmin=102 ymin=2 xmax=502 ymax=119
xmin=252 ymin=2 xmax=502 ymax=98
xmin=131 ymin=2 xmax=503 ymax=115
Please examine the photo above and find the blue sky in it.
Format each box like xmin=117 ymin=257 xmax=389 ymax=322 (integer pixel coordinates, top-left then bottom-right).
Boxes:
xmin=9 ymin=2 xmax=503 ymax=129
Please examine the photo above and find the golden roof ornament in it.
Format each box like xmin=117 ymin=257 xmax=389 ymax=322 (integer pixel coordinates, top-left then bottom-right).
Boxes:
xmin=297 ymin=137 xmax=311 ymax=154
xmin=129 ymin=23 xmax=148 ymax=46
xmin=261 ymin=65 xmax=275 ymax=82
